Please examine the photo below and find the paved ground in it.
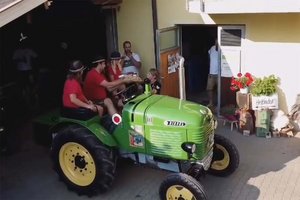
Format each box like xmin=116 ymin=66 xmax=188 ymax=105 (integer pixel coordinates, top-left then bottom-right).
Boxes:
xmin=1 ymin=121 xmax=300 ymax=200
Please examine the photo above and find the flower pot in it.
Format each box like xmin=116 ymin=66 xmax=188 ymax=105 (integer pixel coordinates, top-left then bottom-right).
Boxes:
xmin=239 ymin=87 xmax=249 ymax=94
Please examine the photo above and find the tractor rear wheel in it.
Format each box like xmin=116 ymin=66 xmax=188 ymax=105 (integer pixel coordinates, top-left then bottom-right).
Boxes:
xmin=209 ymin=134 xmax=239 ymax=177
xmin=51 ymin=125 xmax=116 ymax=196
xmin=159 ymin=173 xmax=207 ymax=200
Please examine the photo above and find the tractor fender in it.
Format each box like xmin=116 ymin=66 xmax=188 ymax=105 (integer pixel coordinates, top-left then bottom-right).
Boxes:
xmin=50 ymin=121 xmax=117 ymax=147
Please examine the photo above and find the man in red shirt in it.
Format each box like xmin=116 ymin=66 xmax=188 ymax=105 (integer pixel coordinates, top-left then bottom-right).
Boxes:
xmin=84 ymin=56 xmax=141 ymax=117
xmin=63 ymin=60 xmax=103 ymax=116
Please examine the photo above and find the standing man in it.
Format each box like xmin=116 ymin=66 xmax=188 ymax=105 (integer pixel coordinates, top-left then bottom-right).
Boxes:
xmin=206 ymin=39 xmax=220 ymax=107
xmin=122 ymin=41 xmax=141 ymax=75
xmin=13 ymin=34 xmax=39 ymax=108
xmin=13 ymin=34 xmax=38 ymax=92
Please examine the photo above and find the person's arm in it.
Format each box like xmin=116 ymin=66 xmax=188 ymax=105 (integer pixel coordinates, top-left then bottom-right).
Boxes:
xmin=130 ymin=54 xmax=141 ymax=69
xmin=100 ymin=79 xmax=127 ymax=92
xmin=100 ymin=76 xmax=142 ymax=92
xmin=126 ymin=52 xmax=141 ymax=69
xmin=117 ymin=61 xmax=123 ymax=72
xmin=69 ymin=94 xmax=96 ymax=111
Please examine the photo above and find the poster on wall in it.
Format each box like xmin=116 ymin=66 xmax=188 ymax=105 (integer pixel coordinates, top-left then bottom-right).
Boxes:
xmin=167 ymin=53 xmax=180 ymax=74
xmin=221 ymin=49 xmax=241 ymax=77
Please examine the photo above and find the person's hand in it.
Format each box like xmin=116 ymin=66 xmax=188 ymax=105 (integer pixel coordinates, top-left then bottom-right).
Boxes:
xmin=126 ymin=51 xmax=132 ymax=57
xmin=117 ymin=60 xmax=122 ymax=69
xmin=123 ymin=75 xmax=142 ymax=83
xmin=87 ymin=104 xmax=97 ymax=112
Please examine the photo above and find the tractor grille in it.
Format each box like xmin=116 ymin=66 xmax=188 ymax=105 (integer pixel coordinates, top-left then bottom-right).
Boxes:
xmin=148 ymin=129 xmax=186 ymax=159
xmin=188 ymin=119 xmax=214 ymax=159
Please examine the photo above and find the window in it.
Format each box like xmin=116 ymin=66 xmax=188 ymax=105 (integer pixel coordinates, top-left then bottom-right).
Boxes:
xmin=220 ymin=29 xmax=242 ymax=46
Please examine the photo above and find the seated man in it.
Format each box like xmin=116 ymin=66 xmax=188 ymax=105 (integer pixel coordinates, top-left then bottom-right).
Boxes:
xmin=83 ymin=55 xmax=141 ymax=117
xmin=62 ymin=60 xmax=103 ymax=117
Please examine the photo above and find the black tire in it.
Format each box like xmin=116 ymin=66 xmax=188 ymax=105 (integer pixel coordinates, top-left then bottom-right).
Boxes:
xmin=51 ymin=124 xmax=116 ymax=196
xmin=208 ymin=134 xmax=239 ymax=177
xmin=159 ymin=173 xmax=207 ymax=200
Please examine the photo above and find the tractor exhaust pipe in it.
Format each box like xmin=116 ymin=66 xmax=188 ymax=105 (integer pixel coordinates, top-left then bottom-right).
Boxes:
xmin=178 ymin=56 xmax=186 ymax=100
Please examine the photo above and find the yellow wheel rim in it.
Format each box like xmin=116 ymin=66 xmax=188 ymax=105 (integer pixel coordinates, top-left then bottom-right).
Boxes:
xmin=211 ymin=144 xmax=230 ymax=171
xmin=166 ymin=185 xmax=195 ymax=200
xmin=59 ymin=142 xmax=96 ymax=186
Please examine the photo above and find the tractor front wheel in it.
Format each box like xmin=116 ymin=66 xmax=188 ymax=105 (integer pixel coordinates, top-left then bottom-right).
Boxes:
xmin=159 ymin=173 xmax=207 ymax=200
xmin=209 ymin=134 xmax=239 ymax=177
xmin=51 ymin=125 xmax=116 ymax=196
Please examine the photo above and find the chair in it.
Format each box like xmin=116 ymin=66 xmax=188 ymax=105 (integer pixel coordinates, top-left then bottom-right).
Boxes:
xmin=220 ymin=115 xmax=239 ymax=131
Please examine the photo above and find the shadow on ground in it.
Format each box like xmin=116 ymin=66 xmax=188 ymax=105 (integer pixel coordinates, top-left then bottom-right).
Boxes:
xmin=1 ymin=120 xmax=300 ymax=200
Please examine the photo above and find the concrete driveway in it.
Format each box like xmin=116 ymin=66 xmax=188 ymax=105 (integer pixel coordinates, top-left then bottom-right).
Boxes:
xmin=1 ymin=122 xmax=300 ymax=200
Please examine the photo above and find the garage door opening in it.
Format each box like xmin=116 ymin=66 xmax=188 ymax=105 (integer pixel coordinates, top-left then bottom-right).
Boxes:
xmin=0 ymin=1 xmax=114 ymax=111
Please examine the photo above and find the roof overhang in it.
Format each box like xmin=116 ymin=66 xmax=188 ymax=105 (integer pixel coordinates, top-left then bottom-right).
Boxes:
xmin=91 ymin=0 xmax=122 ymax=5
xmin=0 ymin=0 xmax=46 ymax=28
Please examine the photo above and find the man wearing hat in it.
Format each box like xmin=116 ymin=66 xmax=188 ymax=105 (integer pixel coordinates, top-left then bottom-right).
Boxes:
xmin=62 ymin=60 xmax=103 ymax=116
xmin=83 ymin=56 xmax=141 ymax=117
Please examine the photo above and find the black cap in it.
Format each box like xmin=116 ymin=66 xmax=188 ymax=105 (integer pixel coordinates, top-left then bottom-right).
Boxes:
xmin=69 ymin=60 xmax=85 ymax=73
xmin=110 ymin=51 xmax=121 ymax=60
xmin=92 ymin=55 xmax=106 ymax=64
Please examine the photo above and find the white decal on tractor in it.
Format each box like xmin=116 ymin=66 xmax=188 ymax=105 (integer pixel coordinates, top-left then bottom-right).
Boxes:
xmin=164 ymin=120 xmax=186 ymax=127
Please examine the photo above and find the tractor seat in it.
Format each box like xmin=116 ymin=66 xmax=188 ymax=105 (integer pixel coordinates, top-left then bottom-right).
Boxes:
xmin=61 ymin=107 xmax=97 ymax=121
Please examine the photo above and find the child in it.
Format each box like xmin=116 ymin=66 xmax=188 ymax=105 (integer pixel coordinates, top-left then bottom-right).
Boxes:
xmin=147 ymin=68 xmax=161 ymax=94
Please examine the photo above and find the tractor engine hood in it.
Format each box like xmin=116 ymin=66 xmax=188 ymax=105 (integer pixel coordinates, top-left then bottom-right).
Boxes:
xmin=139 ymin=95 xmax=213 ymax=128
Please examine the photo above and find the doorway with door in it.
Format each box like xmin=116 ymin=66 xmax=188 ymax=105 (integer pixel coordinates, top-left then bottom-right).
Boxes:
xmin=181 ymin=25 xmax=217 ymax=105
xmin=181 ymin=25 xmax=244 ymax=112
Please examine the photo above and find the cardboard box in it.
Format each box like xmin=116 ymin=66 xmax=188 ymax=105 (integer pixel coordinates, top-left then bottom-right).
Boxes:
xmin=236 ymin=92 xmax=251 ymax=109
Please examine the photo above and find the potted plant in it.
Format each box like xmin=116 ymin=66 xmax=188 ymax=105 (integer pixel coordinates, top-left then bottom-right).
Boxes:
xmin=250 ymin=75 xmax=279 ymax=110
xmin=251 ymin=75 xmax=279 ymax=96
xmin=230 ymin=72 xmax=254 ymax=94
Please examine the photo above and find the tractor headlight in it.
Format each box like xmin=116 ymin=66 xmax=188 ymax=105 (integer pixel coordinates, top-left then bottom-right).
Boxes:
xmin=181 ymin=142 xmax=196 ymax=154
xmin=214 ymin=119 xmax=218 ymax=129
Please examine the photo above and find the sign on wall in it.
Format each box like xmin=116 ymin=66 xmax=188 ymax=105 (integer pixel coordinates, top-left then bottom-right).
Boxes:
xmin=252 ymin=94 xmax=279 ymax=110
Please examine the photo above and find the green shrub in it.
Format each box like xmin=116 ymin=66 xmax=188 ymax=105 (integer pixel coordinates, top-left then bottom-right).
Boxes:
xmin=251 ymin=75 xmax=279 ymax=96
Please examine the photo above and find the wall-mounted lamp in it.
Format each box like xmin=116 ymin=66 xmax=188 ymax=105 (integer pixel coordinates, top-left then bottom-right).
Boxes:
xmin=44 ymin=0 xmax=53 ymax=10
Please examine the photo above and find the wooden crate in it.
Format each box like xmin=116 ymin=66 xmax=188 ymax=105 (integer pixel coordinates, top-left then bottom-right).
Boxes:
xmin=236 ymin=92 xmax=251 ymax=109
xmin=255 ymin=110 xmax=271 ymax=137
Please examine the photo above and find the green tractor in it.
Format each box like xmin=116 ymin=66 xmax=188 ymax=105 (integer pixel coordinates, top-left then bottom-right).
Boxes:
xmin=33 ymin=80 xmax=239 ymax=199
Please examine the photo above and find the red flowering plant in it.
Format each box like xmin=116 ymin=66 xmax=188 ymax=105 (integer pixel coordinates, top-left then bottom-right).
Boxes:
xmin=230 ymin=72 xmax=254 ymax=91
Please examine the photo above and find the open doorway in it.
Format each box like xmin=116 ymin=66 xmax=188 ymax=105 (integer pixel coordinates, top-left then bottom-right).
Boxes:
xmin=181 ymin=25 xmax=217 ymax=105
xmin=0 ymin=1 xmax=114 ymax=111
xmin=182 ymin=25 xmax=241 ymax=113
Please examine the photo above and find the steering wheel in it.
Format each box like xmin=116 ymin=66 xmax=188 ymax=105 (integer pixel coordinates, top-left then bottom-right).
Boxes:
xmin=115 ymin=83 xmax=139 ymax=103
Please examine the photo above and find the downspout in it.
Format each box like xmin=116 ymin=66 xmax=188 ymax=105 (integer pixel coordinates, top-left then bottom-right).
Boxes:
xmin=217 ymin=39 xmax=221 ymax=117
xmin=151 ymin=0 xmax=158 ymax=68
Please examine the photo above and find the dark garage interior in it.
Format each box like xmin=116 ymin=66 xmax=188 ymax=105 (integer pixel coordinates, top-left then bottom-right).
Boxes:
xmin=0 ymin=0 xmax=110 ymax=153
xmin=0 ymin=1 xmax=108 ymax=109
xmin=181 ymin=25 xmax=217 ymax=103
